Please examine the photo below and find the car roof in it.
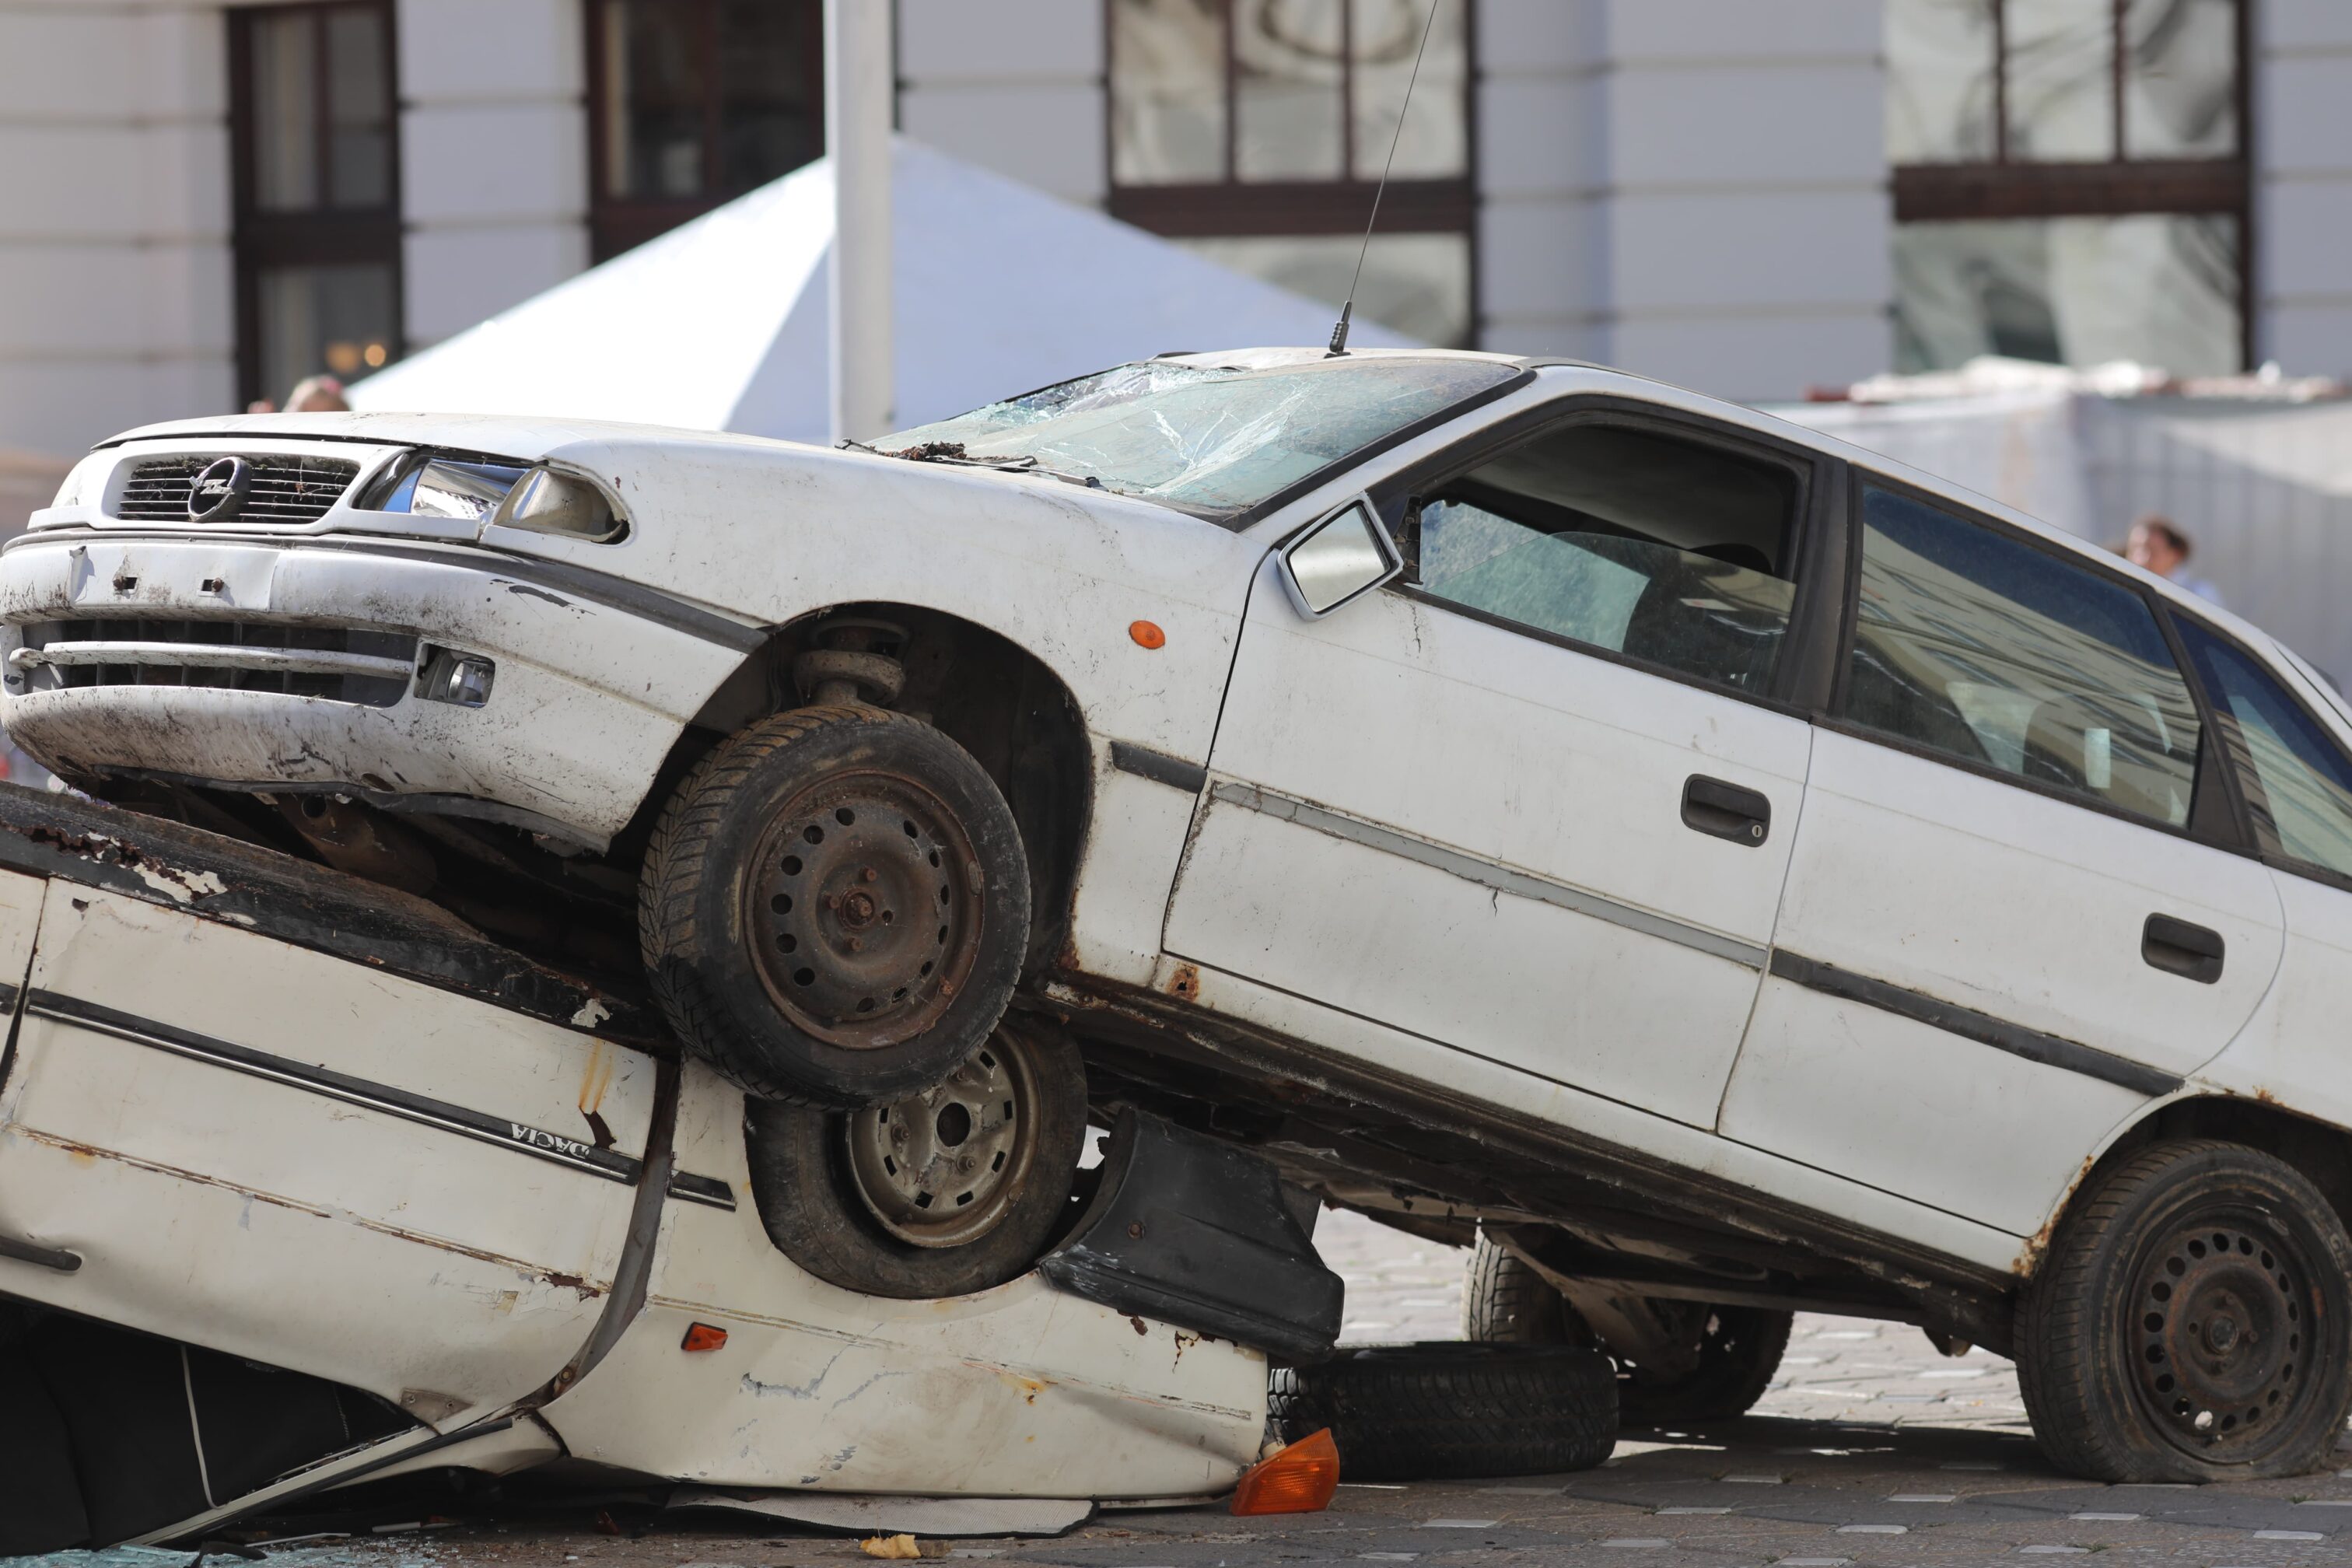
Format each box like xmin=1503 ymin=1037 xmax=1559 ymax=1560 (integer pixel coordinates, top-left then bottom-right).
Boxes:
xmin=1222 ymin=344 xmax=2319 ymax=682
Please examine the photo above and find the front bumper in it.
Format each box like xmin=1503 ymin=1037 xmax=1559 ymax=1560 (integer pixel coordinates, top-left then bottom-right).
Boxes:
xmin=0 ymin=533 xmax=753 ymax=846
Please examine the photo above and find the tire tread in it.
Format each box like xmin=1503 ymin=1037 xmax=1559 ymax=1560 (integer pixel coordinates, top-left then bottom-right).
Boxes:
xmin=639 ymin=705 xmax=1027 ymax=1107
xmin=2015 ymin=1137 xmax=2352 ymax=1482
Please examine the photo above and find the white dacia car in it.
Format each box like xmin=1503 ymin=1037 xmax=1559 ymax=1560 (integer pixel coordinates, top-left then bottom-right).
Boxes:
xmin=11 ymin=348 xmax=2352 ymax=1482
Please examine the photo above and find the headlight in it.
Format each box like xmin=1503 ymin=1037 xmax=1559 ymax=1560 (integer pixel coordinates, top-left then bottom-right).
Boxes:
xmin=370 ymin=457 xmax=530 ymax=521
xmin=492 ymin=467 xmax=626 ymax=543
xmin=361 ymin=454 xmax=624 ymax=542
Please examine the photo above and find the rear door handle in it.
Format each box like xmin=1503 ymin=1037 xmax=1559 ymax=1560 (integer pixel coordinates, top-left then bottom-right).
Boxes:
xmin=1682 ymin=775 xmax=1771 ymax=847
xmin=2143 ymin=914 xmax=2225 ymax=984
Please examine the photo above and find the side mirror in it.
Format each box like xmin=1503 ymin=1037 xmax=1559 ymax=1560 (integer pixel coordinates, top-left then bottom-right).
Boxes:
xmin=1278 ymin=498 xmax=1402 ymax=619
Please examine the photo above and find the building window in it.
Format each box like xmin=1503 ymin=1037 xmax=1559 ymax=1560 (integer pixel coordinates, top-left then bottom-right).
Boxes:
xmin=586 ymin=0 xmax=825 ymax=261
xmin=1106 ymin=0 xmax=1476 ymax=347
xmin=229 ymin=0 xmax=402 ymax=408
xmin=1887 ymin=0 xmax=2249 ymax=376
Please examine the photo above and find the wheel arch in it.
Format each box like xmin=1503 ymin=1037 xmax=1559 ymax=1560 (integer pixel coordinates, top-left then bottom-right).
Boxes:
xmin=632 ymin=601 xmax=1094 ymax=979
xmin=2025 ymin=1095 xmax=2352 ymax=1280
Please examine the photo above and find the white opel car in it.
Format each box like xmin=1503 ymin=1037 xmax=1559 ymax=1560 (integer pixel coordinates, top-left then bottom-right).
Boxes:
xmin=11 ymin=348 xmax=2352 ymax=1482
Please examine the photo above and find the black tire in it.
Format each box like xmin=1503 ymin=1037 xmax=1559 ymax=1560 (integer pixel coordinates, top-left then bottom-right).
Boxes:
xmin=1270 ymin=1342 xmax=1617 ymax=1481
xmin=641 ymin=705 xmax=1030 ymax=1108
xmin=744 ymin=1017 xmax=1089 ymax=1298
xmin=1462 ymin=1235 xmax=1789 ymax=1424
xmin=1463 ymin=1233 xmax=1571 ymax=1344
xmin=2015 ymin=1138 xmax=2352 ymax=1482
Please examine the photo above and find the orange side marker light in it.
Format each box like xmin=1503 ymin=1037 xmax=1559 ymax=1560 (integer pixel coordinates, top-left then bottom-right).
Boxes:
xmin=681 ymin=1322 xmax=729 ymax=1353
xmin=1129 ymin=620 xmax=1167 ymax=649
xmin=1230 ymin=1428 xmax=1340 ymax=1515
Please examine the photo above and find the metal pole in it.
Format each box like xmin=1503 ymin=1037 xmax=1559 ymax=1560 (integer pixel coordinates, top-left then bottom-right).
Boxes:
xmin=827 ymin=0 xmax=894 ymax=444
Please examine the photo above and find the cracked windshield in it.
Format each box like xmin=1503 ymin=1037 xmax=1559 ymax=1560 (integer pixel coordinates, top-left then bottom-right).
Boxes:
xmin=878 ymin=355 xmax=1522 ymax=518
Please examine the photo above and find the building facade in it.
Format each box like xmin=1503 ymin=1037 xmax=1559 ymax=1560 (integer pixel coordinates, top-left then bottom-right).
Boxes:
xmin=4 ymin=0 xmax=2350 ymax=496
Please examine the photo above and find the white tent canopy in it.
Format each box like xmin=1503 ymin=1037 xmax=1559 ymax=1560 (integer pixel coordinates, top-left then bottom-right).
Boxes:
xmin=351 ymin=140 xmax=1408 ymax=443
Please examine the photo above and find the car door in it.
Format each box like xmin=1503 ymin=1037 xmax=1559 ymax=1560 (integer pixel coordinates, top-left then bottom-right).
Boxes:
xmin=2167 ymin=620 xmax=2352 ymax=1136
xmin=1719 ymin=479 xmax=2284 ymax=1235
xmin=1163 ymin=403 xmax=1830 ymax=1129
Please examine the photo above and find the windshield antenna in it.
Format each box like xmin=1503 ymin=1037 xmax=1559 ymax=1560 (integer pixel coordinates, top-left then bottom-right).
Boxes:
xmin=1329 ymin=0 xmax=1444 ymax=358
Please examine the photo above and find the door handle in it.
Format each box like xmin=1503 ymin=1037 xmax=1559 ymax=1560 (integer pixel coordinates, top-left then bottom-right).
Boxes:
xmin=1682 ymin=775 xmax=1771 ymax=847
xmin=2143 ymin=914 xmax=2225 ymax=985
xmin=0 ymin=1234 xmax=80 ymax=1274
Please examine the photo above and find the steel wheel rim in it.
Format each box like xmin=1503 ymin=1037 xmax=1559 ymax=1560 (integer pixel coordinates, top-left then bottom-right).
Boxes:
xmin=845 ymin=1030 xmax=1037 ymax=1248
xmin=744 ymin=769 xmax=985 ymax=1050
xmin=2128 ymin=1206 xmax=2318 ymax=1459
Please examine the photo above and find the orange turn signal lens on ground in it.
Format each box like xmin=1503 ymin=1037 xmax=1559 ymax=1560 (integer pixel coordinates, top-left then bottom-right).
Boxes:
xmin=1230 ymin=1428 xmax=1340 ymax=1515
xmin=680 ymin=1322 xmax=729 ymax=1353
xmin=1129 ymin=620 xmax=1167 ymax=649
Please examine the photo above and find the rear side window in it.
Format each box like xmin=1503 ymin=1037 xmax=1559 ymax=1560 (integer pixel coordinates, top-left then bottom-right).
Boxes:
xmin=1842 ymin=485 xmax=2202 ymax=828
xmin=1409 ymin=422 xmax=1800 ymax=697
xmin=2176 ymin=621 xmax=2352 ymax=878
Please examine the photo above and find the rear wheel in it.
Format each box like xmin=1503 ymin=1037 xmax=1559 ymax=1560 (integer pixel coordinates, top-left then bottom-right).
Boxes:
xmin=2016 ymin=1139 xmax=2352 ymax=1482
xmin=745 ymin=1018 xmax=1090 ymax=1298
xmin=1463 ymin=1234 xmax=1790 ymax=1423
xmin=1613 ymin=1303 xmax=1791 ymax=1426
xmin=641 ymin=705 xmax=1029 ymax=1107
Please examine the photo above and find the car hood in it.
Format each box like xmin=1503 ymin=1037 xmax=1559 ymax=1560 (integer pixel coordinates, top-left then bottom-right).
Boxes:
xmin=100 ymin=409 xmax=810 ymax=467
xmin=89 ymin=410 xmax=1264 ymax=633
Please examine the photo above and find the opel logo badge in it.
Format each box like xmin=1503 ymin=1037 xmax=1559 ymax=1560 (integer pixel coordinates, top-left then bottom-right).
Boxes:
xmin=188 ymin=456 xmax=251 ymax=523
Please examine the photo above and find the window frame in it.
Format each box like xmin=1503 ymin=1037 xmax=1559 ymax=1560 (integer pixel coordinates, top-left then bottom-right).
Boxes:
xmin=583 ymin=0 xmax=827 ymax=262
xmin=2162 ymin=607 xmax=2352 ymax=894
xmin=1101 ymin=0 xmax=1482 ymax=345
xmin=1367 ymin=396 xmax=1839 ymax=717
xmin=226 ymin=0 xmax=405 ymax=409
xmin=1889 ymin=0 xmax=2255 ymax=371
xmin=1821 ymin=467 xmax=2245 ymax=850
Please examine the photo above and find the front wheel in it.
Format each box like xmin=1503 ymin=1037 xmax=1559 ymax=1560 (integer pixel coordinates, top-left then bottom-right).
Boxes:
xmin=640 ymin=705 xmax=1030 ymax=1108
xmin=2015 ymin=1139 xmax=2352 ymax=1482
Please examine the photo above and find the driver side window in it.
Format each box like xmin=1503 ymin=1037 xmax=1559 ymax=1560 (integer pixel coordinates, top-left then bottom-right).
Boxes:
xmin=1405 ymin=420 xmax=1801 ymax=697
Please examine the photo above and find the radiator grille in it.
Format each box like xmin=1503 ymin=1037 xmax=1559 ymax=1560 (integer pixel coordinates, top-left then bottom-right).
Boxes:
xmin=19 ymin=619 xmax=417 ymax=706
xmin=116 ymin=456 xmax=360 ymax=524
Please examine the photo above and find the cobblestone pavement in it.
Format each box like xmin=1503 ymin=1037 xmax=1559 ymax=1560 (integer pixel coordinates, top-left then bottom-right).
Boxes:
xmin=100 ymin=1212 xmax=2352 ymax=1568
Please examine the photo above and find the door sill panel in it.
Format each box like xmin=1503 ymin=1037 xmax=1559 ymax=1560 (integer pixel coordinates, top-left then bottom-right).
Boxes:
xmin=1066 ymin=956 xmax=2028 ymax=1284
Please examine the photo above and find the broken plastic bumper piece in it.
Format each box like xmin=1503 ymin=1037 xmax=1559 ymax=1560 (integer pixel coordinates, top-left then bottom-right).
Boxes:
xmin=1039 ymin=1109 xmax=1343 ymax=1365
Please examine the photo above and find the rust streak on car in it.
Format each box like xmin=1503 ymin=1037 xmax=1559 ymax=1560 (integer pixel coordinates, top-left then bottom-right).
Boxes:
xmin=2013 ymin=1153 xmax=2101 ymax=1278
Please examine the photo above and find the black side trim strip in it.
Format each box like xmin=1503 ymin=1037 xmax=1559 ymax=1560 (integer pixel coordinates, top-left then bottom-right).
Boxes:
xmin=28 ymin=990 xmax=646 ymax=1185
xmin=9 ymin=529 xmax=768 ymax=653
xmin=1110 ymin=740 xmax=1208 ymax=796
xmin=0 ymin=980 xmax=22 ymax=1013
xmin=1768 ymin=950 xmax=2183 ymax=1099
xmin=665 ymin=1171 xmax=737 ymax=1210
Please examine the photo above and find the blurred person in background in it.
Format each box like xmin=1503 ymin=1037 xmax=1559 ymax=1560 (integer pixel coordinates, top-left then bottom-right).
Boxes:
xmin=283 ymin=375 xmax=349 ymax=412
xmin=2126 ymin=514 xmax=2224 ymax=607
xmin=245 ymin=374 xmax=350 ymax=415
